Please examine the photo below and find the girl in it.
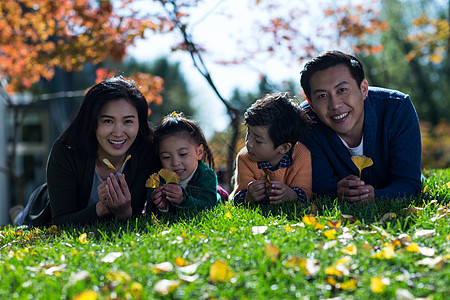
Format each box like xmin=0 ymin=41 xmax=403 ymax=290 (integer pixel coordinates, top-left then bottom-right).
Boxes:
xmin=147 ymin=112 xmax=221 ymax=213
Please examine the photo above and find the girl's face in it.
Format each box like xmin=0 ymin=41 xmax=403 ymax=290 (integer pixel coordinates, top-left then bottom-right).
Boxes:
xmin=96 ymin=99 xmax=139 ymax=162
xmin=158 ymin=133 xmax=204 ymax=181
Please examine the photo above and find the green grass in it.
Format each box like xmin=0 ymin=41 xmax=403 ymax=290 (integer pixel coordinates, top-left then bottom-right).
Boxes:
xmin=1 ymin=169 xmax=449 ymax=299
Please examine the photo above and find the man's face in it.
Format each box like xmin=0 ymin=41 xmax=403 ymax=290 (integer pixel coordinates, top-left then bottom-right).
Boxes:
xmin=309 ymin=64 xmax=368 ymax=147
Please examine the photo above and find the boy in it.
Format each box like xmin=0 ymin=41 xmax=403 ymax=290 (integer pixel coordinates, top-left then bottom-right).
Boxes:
xmin=230 ymin=93 xmax=312 ymax=205
xmin=299 ymin=50 xmax=422 ymax=203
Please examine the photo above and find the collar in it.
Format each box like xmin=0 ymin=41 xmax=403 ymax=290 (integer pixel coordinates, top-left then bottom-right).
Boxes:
xmin=257 ymin=150 xmax=293 ymax=171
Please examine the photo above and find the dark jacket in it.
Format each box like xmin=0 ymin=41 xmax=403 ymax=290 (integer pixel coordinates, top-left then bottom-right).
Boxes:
xmin=47 ymin=137 xmax=157 ymax=225
xmin=300 ymin=87 xmax=422 ymax=199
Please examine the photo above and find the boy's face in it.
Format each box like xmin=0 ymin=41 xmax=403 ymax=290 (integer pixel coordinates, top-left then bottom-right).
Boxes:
xmin=309 ymin=64 xmax=368 ymax=147
xmin=245 ymin=125 xmax=286 ymax=167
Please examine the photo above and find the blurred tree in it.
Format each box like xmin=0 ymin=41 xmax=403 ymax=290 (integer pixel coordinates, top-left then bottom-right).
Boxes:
xmin=357 ymin=0 xmax=449 ymax=124
xmin=103 ymin=57 xmax=195 ymax=126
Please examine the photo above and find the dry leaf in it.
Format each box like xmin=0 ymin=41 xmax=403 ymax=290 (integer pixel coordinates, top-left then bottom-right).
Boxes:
xmin=341 ymin=214 xmax=359 ymax=224
xmin=78 ymin=233 xmax=88 ymax=244
xmin=177 ymin=262 xmax=201 ymax=274
xmin=69 ymin=270 xmax=90 ymax=285
xmin=154 ymin=279 xmax=180 ymax=295
xmin=351 ymin=155 xmax=373 ymax=178
xmin=103 ymin=158 xmax=117 ymax=174
xmin=178 ymin=273 xmax=200 ymax=282
xmin=209 ymin=260 xmax=233 ymax=283
xmin=224 ymin=211 xmax=232 ymax=219
xmin=324 ymin=229 xmax=337 ymax=240
xmin=327 ymin=220 xmax=342 ymax=229
xmin=371 ymin=244 xmax=395 ymax=259
xmin=371 ymin=277 xmax=388 ymax=293
xmin=416 ymin=256 xmax=445 ymax=270
xmin=105 ymin=271 xmax=131 ymax=284
xmin=340 ymin=244 xmax=357 ymax=255
xmin=175 ymin=257 xmax=190 ymax=267
xmin=252 ymin=226 xmax=268 ymax=235
xmin=259 ymin=173 xmax=272 ymax=194
xmin=158 ymin=168 xmax=180 ymax=184
xmin=337 ymin=278 xmax=357 ymax=291
xmin=72 ymin=290 xmax=98 ymax=300
xmin=284 ymin=257 xmax=306 ymax=271
xmin=145 ymin=173 xmax=160 ymax=188
xmin=100 ymin=252 xmax=123 ymax=263
xmin=413 ymin=229 xmax=436 ymax=239
xmin=265 ymin=243 xmax=281 ymax=262
xmin=152 ymin=262 xmax=174 ymax=274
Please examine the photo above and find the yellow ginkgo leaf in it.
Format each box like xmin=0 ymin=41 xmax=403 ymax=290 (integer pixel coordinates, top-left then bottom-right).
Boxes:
xmin=351 ymin=155 xmax=373 ymax=178
xmin=103 ymin=158 xmax=117 ymax=174
xmin=324 ymin=229 xmax=337 ymax=240
xmin=105 ymin=271 xmax=131 ymax=283
xmin=327 ymin=220 xmax=342 ymax=229
xmin=259 ymin=173 xmax=271 ymax=194
xmin=175 ymin=257 xmax=190 ymax=267
xmin=145 ymin=173 xmax=160 ymax=188
xmin=130 ymin=282 xmax=143 ymax=298
xmin=209 ymin=259 xmax=233 ymax=283
xmin=371 ymin=244 xmax=395 ymax=259
xmin=224 ymin=211 xmax=232 ymax=219
xmin=302 ymin=215 xmax=317 ymax=226
xmin=78 ymin=233 xmax=88 ymax=244
xmin=158 ymin=168 xmax=180 ymax=184
xmin=152 ymin=262 xmax=174 ymax=274
xmin=265 ymin=243 xmax=281 ymax=262
xmin=338 ymin=278 xmax=357 ymax=291
xmin=284 ymin=224 xmax=294 ymax=232
xmin=284 ymin=256 xmax=307 ymax=271
xmin=72 ymin=290 xmax=98 ymax=300
xmin=340 ymin=243 xmax=357 ymax=255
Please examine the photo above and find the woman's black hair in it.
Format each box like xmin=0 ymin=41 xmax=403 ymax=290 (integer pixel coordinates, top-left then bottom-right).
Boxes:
xmin=154 ymin=112 xmax=215 ymax=170
xmin=61 ymin=77 xmax=152 ymax=157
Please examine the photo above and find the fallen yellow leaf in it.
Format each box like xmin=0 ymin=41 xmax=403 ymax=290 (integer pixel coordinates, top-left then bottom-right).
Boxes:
xmin=371 ymin=244 xmax=395 ymax=259
xmin=209 ymin=260 xmax=233 ymax=283
xmin=72 ymin=290 xmax=98 ymax=300
xmin=265 ymin=243 xmax=281 ymax=262
xmin=351 ymin=155 xmax=373 ymax=178
xmin=370 ymin=277 xmax=387 ymax=293
xmin=327 ymin=220 xmax=342 ymax=229
xmin=338 ymin=278 xmax=357 ymax=291
xmin=154 ymin=279 xmax=180 ymax=295
xmin=340 ymin=244 xmax=357 ymax=255
xmin=152 ymin=262 xmax=174 ymax=274
xmin=324 ymin=229 xmax=337 ymax=240
xmin=175 ymin=257 xmax=190 ymax=267
xmin=105 ymin=271 xmax=131 ymax=284
xmin=78 ymin=233 xmax=88 ymax=244
xmin=224 ymin=211 xmax=232 ymax=219
xmin=130 ymin=282 xmax=143 ymax=298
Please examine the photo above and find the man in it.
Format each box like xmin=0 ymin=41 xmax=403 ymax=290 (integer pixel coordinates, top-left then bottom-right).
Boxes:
xmin=300 ymin=50 xmax=422 ymax=203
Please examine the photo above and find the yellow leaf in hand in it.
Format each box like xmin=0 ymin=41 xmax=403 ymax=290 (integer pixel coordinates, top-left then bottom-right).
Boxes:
xmin=102 ymin=158 xmax=117 ymax=174
xmin=351 ymin=155 xmax=373 ymax=178
xmin=158 ymin=168 xmax=180 ymax=184
xmin=145 ymin=173 xmax=160 ymax=188
xmin=209 ymin=259 xmax=233 ymax=283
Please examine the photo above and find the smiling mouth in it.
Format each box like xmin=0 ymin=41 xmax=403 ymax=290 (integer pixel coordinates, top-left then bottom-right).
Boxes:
xmin=331 ymin=112 xmax=349 ymax=120
xmin=109 ymin=139 xmax=126 ymax=145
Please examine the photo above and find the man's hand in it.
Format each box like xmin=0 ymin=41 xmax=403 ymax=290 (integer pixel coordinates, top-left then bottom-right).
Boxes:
xmin=245 ymin=180 xmax=267 ymax=203
xmin=337 ymin=175 xmax=375 ymax=204
xmin=268 ymin=181 xmax=298 ymax=204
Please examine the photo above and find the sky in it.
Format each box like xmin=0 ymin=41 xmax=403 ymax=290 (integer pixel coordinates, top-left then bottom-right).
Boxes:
xmin=126 ymin=0 xmax=329 ymax=137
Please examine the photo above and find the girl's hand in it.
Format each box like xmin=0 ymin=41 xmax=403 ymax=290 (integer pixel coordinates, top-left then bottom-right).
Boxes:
xmin=337 ymin=175 xmax=375 ymax=204
xmin=268 ymin=181 xmax=298 ymax=204
xmin=151 ymin=186 xmax=168 ymax=210
xmin=245 ymin=180 xmax=267 ymax=203
xmin=163 ymin=184 xmax=184 ymax=205
xmin=105 ymin=173 xmax=132 ymax=220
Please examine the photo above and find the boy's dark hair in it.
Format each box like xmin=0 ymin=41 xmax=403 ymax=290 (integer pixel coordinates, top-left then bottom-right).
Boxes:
xmin=61 ymin=77 xmax=152 ymax=157
xmin=244 ymin=92 xmax=312 ymax=148
xmin=300 ymin=50 xmax=365 ymax=101
xmin=154 ymin=112 xmax=215 ymax=170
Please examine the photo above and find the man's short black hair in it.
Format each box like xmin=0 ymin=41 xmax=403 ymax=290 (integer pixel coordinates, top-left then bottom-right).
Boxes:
xmin=300 ymin=50 xmax=365 ymax=101
xmin=244 ymin=92 xmax=311 ymax=148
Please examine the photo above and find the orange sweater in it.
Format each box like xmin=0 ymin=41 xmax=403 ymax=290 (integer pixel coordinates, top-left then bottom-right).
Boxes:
xmin=230 ymin=142 xmax=312 ymax=201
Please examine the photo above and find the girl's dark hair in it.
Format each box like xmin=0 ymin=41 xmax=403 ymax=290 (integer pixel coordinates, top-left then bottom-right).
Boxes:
xmin=300 ymin=50 xmax=365 ymax=101
xmin=244 ymin=92 xmax=312 ymax=148
xmin=154 ymin=112 xmax=215 ymax=169
xmin=61 ymin=77 xmax=152 ymax=157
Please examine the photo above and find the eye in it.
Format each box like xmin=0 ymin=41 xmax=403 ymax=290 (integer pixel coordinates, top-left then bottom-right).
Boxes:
xmin=103 ymin=119 xmax=113 ymax=124
xmin=315 ymin=93 xmax=327 ymax=100
xmin=179 ymin=152 xmax=188 ymax=157
xmin=338 ymin=87 xmax=347 ymax=93
xmin=124 ymin=119 xmax=134 ymax=124
xmin=160 ymin=155 xmax=170 ymax=160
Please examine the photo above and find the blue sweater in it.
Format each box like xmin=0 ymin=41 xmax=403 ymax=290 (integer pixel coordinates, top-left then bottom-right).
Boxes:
xmin=300 ymin=87 xmax=422 ymax=200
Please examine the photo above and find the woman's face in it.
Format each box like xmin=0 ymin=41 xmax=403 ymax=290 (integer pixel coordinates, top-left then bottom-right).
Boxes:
xmin=96 ymin=99 xmax=139 ymax=161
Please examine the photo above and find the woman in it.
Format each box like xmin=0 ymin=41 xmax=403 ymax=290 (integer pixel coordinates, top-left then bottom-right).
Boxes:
xmin=13 ymin=77 xmax=158 ymax=225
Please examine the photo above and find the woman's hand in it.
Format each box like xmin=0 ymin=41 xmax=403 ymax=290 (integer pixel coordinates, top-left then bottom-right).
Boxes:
xmin=268 ymin=181 xmax=298 ymax=204
xmin=245 ymin=180 xmax=267 ymax=203
xmin=163 ymin=184 xmax=184 ymax=205
xmin=151 ymin=186 xmax=168 ymax=210
xmin=337 ymin=175 xmax=375 ymax=204
xmin=105 ymin=173 xmax=132 ymax=220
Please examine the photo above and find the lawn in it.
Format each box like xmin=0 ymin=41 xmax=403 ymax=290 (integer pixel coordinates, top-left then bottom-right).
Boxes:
xmin=1 ymin=169 xmax=449 ymax=299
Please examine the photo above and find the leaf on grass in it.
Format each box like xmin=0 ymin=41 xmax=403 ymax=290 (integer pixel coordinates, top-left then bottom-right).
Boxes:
xmin=178 ymin=273 xmax=200 ymax=282
xmin=130 ymin=282 xmax=143 ymax=299
xmin=340 ymin=244 xmax=357 ymax=255
xmin=416 ymin=256 xmax=445 ymax=270
xmin=284 ymin=224 xmax=294 ymax=232
xmin=338 ymin=278 xmax=357 ymax=291
xmin=327 ymin=220 xmax=342 ymax=229
xmin=302 ymin=215 xmax=325 ymax=230
xmin=351 ymin=155 xmax=373 ymax=178
xmin=284 ymin=257 xmax=306 ymax=271
xmin=323 ymin=240 xmax=338 ymax=250
xmin=152 ymin=262 xmax=174 ymax=274
xmin=341 ymin=214 xmax=359 ymax=224
xmin=145 ymin=173 xmax=160 ymax=188
xmin=361 ymin=241 xmax=373 ymax=251
xmin=209 ymin=260 xmax=233 ymax=283
xmin=324 ymin=229 xmax=337 ymax=240
xmin=430 ymin=205 xmax=448 ymax=222
xmin=397 ymin=233 xmax=413 ymax=245
xmin=224 ymin=211 xmax=232 ymax=219
xmin=69 ymin=270 xmax=90 ymax=286
xmin=370 ymin=276 xmax=389 ymax=293
xmin=177 ymin=262 xmax=201 ymax=275
xmin=252 ymin=225 xmax=268 ymax=235
xmin=265 ymin=243 xmax=281 ymax=262
xmin=154 ymin=279 xmax=180 ymax=295
xmin=78 ymin=233 xmax=88 ymax=244
xmin=44 ymin=264 xmax=67 ymax=275
xmin=413 ymin=229 xmax=436 ymax=239
xmin=175 ymin=257 xmax=190 ymax=267
xmin=100 ymin=252 xmax=123 ymax=263
xmin=105 ymin=271 xmax=131 ymax=284
xmin=371 ymin=244 xmax=395 ymax=259
xmin=406 ymin=243 xmax=436 ymax=256
xmin=325 ymin=256 xmax=352 ymax=277
xmin=72 ymin=290 xmax=98 ymax=300
xmin=158 ymin=168 xmax=180 ymax=184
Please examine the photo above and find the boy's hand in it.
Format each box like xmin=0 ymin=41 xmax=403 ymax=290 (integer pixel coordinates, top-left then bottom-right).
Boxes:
xmin=268 ymin=181 xmax=298 ymax=204
xmin=151 ymin=186 xmax=168 ymax=210
xmin=163 ymin=184 xmax=185 ymax=205
xmin=245 ymin=180 xmax=267 ymax=203
xmin=337 ymin=175 xmax=375 ymax=204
